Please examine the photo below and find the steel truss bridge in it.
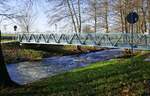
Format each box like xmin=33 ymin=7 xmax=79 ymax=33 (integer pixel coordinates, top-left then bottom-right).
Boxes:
xmin=17 ymin=32 xmax=150 ymax=50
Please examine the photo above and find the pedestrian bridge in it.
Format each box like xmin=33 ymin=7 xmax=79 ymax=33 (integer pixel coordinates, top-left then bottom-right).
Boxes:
xmin=17 ymin=32 xmax=150 ymax=50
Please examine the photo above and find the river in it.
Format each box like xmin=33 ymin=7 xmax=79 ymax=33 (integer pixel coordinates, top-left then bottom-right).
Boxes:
xmin=6 ymin=49 xmax=124 ymax=85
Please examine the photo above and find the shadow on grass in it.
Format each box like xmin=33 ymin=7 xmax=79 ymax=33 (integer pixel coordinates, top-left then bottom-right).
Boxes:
xmin=0 ymin=54 xmax=150 ymax=96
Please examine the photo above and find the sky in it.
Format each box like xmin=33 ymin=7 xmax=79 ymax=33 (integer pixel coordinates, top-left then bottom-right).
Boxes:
xmin=0 ymin=0 xmax=118 ymax=34
xmin=2 ymin=0 xmax=148 ymax=34
xmin=0 ymin=0 xmax=56 ymax=33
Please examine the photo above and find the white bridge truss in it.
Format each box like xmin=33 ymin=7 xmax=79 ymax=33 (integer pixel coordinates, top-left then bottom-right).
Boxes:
xmin=17 ymin=32 xmax=150 ymax=50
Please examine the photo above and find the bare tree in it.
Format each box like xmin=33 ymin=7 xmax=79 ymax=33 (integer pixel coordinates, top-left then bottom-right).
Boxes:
xmin=66 ymin=0 xmax=82 ymax=50
xmin=103 ymin=0 xmax=109 ymax=33
xmin=88 ymin=0 xmax=98 ymax=33
xmin=77 ymin=0 xmax=82 ymax=33
xmin=66 ymin=0 xmax=78 ymax=32
xmin=47 ymin=0 xmax=84 ymax=33
xmin=112 ymin=0 xmax=150 ymax=34
xmin=15 ymin=0 xmax=37 ymax=32
xmin=47 ymin=0 xmax=150 ymax=34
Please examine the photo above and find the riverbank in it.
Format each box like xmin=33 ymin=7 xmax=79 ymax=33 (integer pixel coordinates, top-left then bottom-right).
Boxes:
xmin=2 ymin=43 xmax=103 ymax=64
xmin=1 ymin=51 xmax=150 ymax=96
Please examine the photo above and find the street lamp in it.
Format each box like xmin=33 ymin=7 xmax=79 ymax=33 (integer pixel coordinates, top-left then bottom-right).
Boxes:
xmin=13 ymin=25 xmax=17 ymax=40
xmin=14 ymin=25 xmax=17 ymax=31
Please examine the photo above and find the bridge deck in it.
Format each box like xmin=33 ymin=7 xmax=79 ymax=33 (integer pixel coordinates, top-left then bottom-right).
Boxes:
xmin=17 ymin=32 xmax=150 ymax=50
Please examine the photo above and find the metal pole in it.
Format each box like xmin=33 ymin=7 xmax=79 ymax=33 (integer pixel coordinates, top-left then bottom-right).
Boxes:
xmin=0 ymin=30 xmax=1 ymax=42
xmin=14 ymin=30 xmax=16 ymax=40
xmin=126 ymin=11 xmax=139 ymax=63
xmin=131 ymin=12 xmax=134 ymax=64
xmin=131 ymin=13 xmax=135 ymax=64
xmin=55 ymin=24 xmax=57 ymax=33
xmin=131 ymin=24 xmax=134 ymax=55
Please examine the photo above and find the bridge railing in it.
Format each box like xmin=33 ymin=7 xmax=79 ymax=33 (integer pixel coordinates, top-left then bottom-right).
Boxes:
xmin=16 ymin=32 xmax=150 ymax=50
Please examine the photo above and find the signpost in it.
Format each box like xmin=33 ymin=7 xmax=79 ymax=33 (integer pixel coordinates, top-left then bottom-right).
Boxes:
xmin=126 ymin=12 xmax=139 ymax=62
xmin=126 ymin=12 xmax=139 ymax=24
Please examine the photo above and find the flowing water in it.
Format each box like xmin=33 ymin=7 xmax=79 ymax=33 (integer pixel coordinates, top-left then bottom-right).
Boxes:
xmin=6 ymin=49 xmax=124 ymax=84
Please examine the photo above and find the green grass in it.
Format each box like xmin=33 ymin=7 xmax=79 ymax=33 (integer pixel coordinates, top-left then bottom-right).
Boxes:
xmin=2 ymin=43 xmax=102 ymax=64
xmin=1 ymin=34 xmax=16 ymax=36
xmin=0 ymin=52 xmax=150 ymax=96
xmin=3 ymin=49 xmax=49 ymax=64
xmin=1 ymin=40 xmax=17 ymax=42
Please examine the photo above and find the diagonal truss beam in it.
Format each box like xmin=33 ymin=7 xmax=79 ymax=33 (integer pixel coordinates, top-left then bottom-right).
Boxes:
xmin=17 ymin=32 xmax=150 ymax=50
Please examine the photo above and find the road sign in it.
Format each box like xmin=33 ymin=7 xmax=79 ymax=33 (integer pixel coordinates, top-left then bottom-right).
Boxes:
xmin=126 ymin=12 xmax=139 ymax=24
xmin=126 ymin=12 xmax=139 ymax=63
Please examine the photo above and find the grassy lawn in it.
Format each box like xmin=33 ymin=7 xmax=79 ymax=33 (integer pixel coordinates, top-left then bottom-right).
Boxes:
xmin=3 ymin=49 xmax=47 ymax=64
xmin=1 ymin=34 xmax=16 ymax=36
xmin=2 ymin=43 xmax=102 ymax=64
xmin=0 ymin=52 xmax=150 ymax=96
xmin=2 ymin=43 xmax=50 ymax=64
xmin=1 ymin=40 xmax=17 ymax=43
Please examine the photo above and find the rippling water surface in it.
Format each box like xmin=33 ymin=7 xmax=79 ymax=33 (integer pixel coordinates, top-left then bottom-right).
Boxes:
xmin=6 ymin=49 xmax=123 ymax=84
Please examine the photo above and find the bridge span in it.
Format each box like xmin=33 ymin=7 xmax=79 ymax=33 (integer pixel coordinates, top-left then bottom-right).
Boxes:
xmin=17 ymin=32 xmax=150 ymax=50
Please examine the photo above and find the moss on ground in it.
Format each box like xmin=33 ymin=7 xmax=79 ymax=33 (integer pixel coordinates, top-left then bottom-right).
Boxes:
xmin=0 ymin=52 xmax=150 ymax=96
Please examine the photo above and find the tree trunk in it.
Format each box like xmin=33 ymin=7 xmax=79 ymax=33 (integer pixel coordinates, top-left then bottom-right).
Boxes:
xmin=120 ymin=9 xmax=124 ymax=33
xmin=125 ymin=14 xmax=128 ymax=33
xmin=118 ymin=0 xmax=124 ymax=33
xmin=94 ymin=0 xmax=97 ymax=33
xmin=70 ymin=0 xmax=79 ymax=33
xmin=67 ymin=0 xmax=77 ymax=32
xmin=141 ymin=7 xmax=147 ymax=33
xmin=0 ymin=30 xmax=19 ymax=87
xmin=67 ymin=0 xmax=82 ymax=51
xmin=148 ymin=0 xmax=150 ymax=34
xmin=78 ymin=0 xmax=81 ymax=33
xmin=104 ymin=1 xmax=109 ymax=33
